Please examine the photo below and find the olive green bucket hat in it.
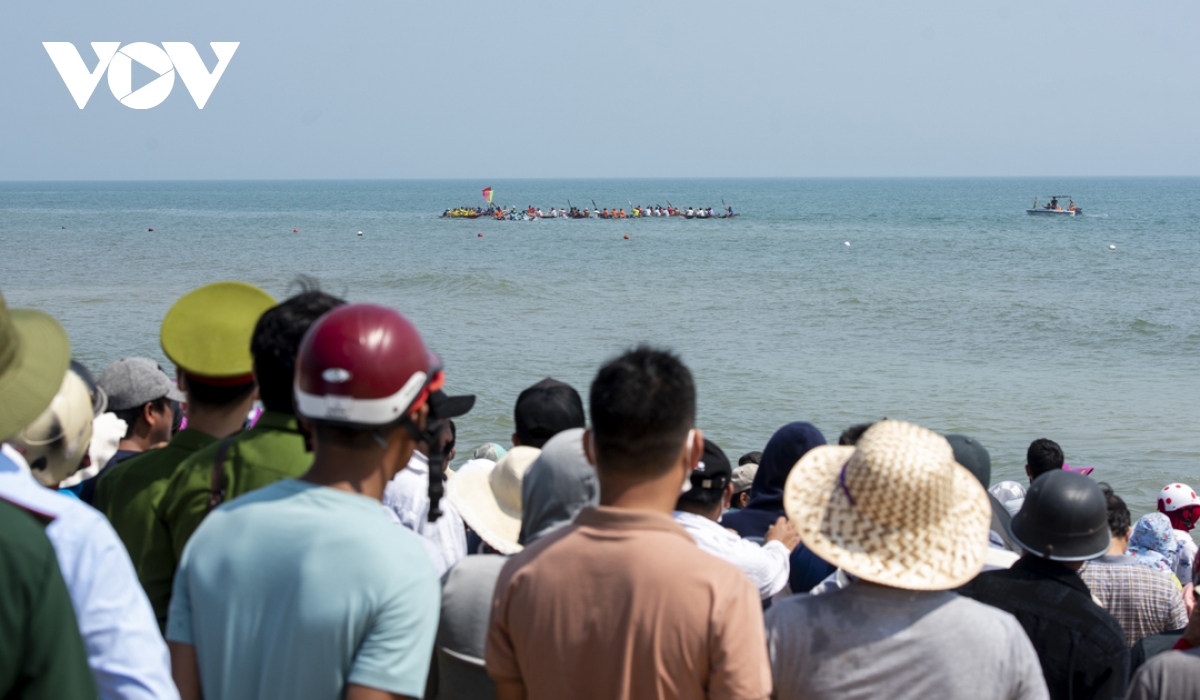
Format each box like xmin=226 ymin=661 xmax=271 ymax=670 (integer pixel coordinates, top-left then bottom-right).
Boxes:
xmin=0 ymin=292 xmax=71 ymax=442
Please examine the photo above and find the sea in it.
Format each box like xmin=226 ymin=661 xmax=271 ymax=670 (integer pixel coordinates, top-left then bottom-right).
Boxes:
xmin=1 ymin=177 xmax=1197 ymax=518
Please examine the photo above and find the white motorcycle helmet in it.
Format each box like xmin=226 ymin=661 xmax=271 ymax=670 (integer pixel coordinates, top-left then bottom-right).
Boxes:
xmin=9 ymin=364 xmax=95 ymax=487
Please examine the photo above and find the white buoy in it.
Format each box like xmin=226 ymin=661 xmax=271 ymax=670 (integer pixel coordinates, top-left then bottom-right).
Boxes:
xmin=357 ymin=231 xmax=363 ymax=237
xmin=844 ymin=241 xmax=851 ymax=247
xmin=1109 ymin=244 xmax=1116 ymax=250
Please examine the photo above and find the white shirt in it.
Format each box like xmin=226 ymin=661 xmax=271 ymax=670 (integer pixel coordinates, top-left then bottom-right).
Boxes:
xmin=0 ymin=444 xmax=178 ymax=700
xmin=672 ymin=510 xmax=790 ymax=599
xmin=383 ymin=451 xmax=467 ymax=575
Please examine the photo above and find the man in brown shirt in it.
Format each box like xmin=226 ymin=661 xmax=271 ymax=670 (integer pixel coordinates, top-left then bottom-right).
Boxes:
xmin=486 ymin=346 xmax=772 ymax=700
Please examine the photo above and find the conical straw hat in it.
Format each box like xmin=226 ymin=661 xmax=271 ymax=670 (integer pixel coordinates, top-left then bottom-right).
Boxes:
xmin=448 ymin=446 xmax=541 ymax=555
xmin=783 ymin=420 xmax=990 ymax=591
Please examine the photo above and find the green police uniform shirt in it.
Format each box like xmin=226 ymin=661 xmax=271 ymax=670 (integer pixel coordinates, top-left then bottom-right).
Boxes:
xmin=0 ymin=498 xmax=97 ymax=699
xmin=166 ymin=480 xmax=440 ymax=700
xmin=94 ymin=428 xmax=218 ymax=570
xmin=141 ymin=411 xmax=311 ymax=626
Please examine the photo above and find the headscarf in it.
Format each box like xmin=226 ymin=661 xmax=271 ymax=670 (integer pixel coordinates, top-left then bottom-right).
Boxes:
xmin=721 ymin=422 xmax=826 ymax=538
xmin=1126 ymin=512 xmax=1175 ymax=573
xmin=517 ymin=428 xmax=599 ymax=546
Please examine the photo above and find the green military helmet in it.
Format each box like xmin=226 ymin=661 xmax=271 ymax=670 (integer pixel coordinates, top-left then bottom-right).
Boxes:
xmin=0 ymin=291 xmax=71 ymax=442
xmin=160 ymin=282 xmax=276 ymax=381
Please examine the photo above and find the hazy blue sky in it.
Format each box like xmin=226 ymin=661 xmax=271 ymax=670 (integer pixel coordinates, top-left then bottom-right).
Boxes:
xmin=3 ymin=1 xmax=1198 ymax=179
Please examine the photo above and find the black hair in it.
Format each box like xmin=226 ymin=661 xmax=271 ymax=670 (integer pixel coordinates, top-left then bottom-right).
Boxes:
xmin=589 ymin=346 xmax=695 ymax=477
xmin=186 ymin=378 xmax=256 ymax=410
xmin=1098 ymin=482 xmax=1131 ymax=538
xmin=250 ymin=280 xmax=346 ymax=414
xmin=676 ymin=484 xmax=725 ymax=509
xmin=839 ymin=422 xmax=877 ymax=446
xmin=738 ymin=451 xmax=762 ymax=467
xmin=1026 ymin=438 xmax=1064 ymax=479
xmin=114 ymin=396 xmax=171 ymax=438
xmin=514 ymin=378 xmax=586 ymax=448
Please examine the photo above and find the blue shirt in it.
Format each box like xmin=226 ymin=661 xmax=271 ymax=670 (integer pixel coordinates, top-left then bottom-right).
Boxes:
xmin=168 ymin=479 xmax=440 ymax=700
xmin=0 ymin=446 xmax=177 ymax=700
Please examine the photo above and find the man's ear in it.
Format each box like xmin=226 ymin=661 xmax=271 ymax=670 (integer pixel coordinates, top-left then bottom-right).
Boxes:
xmin=582 ymin=429 xmax=597 ymax=467
xmin=723 ymin=482 xmax=734 ymax=510
xmin=511 ymin=432 xmax=521 ymax=447
xmin=688 ymin=429 xmax=704 ymax=470
xmin=407 ymin=403 xmax=430 ymax=431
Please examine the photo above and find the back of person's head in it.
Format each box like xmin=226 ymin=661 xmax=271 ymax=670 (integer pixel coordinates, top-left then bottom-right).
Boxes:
xmin=184 ymin=376 xmax=256 ymax=411
xmin=252 ymin=281 xmax=345 ymax=415
xmin=1026 ymin=438 xmax=1064 ymax=479
xmin=588 ymin=346 xmax=694 ymax=476
xmin=838 ymin=422 xmax=876 ymax=446
xmin=1009 ymin=470 xmax=1110 ymax=560
xmin=1098 ymin=483 xmax=1131 ymax=539
xmin=750 ymin=422 xmax=826 ymax=502
xmin=737 ymin=451 xmax=761 ymax=467
xmin=518 ymin=428 xmax=599 ymax=545
xmin=945 ymin=434 xmax=991 ymax=488
xmin=513 ymin=378 xmax=585 ymax=448
xmin=675 ymin=440 xmax=732 ymax=513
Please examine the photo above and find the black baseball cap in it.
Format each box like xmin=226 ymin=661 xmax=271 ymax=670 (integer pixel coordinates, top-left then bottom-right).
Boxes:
xmin=428 ymin=390 xmax=475 ymax=420
xmin=513 ymin=378 xmax=585 ymax=448
xmin=690 ymin=440 xmax=733 ymax=491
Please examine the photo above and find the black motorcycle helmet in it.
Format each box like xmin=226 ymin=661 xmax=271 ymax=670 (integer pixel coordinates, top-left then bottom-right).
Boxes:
xmin=1009 ymin=470 xmax=1111 ymax=561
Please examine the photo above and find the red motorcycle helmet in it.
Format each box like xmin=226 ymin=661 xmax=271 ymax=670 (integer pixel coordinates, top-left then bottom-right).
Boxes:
xmin=294 ymin=304 xmax=443 ymax=428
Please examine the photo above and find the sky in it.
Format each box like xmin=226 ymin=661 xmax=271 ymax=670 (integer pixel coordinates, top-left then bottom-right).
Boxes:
xmin=2 ymin=0 xmax=1198 ymax=179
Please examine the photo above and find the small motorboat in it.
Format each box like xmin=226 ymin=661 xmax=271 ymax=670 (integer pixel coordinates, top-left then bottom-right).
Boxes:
xmin=1027 ymin=195 xmax=1081 ymax=216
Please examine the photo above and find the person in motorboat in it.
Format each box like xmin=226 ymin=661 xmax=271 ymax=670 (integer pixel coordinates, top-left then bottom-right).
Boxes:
xmin=1047 ymin=197 xmax=1059 ymax=210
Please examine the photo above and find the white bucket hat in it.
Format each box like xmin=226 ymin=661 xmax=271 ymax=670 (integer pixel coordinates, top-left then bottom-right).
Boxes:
xmin=783 ymin=420 xmax=991 ymax=591
xmin=448 ymin=446 xmax=541 ymax=555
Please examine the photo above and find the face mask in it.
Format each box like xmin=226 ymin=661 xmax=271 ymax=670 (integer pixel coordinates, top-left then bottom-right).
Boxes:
xmin=680 ymin=428 xmax=697 ymax=494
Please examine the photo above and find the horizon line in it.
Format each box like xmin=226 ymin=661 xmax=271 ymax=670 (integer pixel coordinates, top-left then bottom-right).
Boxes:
xmin=2 ymin=174 xmax=1199 ymax=184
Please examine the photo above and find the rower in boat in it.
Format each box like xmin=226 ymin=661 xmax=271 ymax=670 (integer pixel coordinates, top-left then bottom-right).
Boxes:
xmin=1026 ymin=195 xmax=1082 ymax=216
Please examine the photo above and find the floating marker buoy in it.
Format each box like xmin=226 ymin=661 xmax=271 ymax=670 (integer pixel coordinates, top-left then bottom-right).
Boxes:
xmin=844 ymin=241 xmax=850 ymax=246
xmin=624 ymin=234 xmax=630 ymax=240
xmin=357 ymin=231 xmax=363 ymax=236
xmin=148 ymin=227 xmax=154 ymax=232
xmin=478 ymin=233 xmax=483 ymax=237
xmin=1109 ymin=244 xmax=1116 ymax=250
xmin=293 ymin=228 xmax=298 ymax=233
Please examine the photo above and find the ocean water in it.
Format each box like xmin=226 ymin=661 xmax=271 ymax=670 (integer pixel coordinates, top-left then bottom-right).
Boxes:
xmin=1 ymin=178 xmax=1197 ymax=516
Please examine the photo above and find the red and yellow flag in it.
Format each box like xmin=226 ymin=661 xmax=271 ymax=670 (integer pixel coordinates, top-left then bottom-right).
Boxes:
xmin=482 ymin=187 xmax=493 ymax=203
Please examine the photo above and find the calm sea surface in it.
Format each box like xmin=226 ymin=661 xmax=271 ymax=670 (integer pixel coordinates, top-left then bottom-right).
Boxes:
xmin=1 ymin=178 xmax=1197 ymax=517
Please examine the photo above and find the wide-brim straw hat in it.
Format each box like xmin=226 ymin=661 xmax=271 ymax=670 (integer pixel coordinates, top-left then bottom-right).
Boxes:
xmin=0 ymin=293 xmax=70 ymax=442
xmin=448 ymin=446 xmax=541 ymax=555
xmin=783 ymin=420 xmax=991 ymax=591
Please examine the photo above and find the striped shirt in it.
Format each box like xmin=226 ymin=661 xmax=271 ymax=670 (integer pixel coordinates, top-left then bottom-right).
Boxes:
xmin=1081 ymin=554 xmax=1188 ymax=648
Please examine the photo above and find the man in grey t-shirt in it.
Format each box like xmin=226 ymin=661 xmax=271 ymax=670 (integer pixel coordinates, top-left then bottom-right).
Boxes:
xmin=767 ymin=581 xmax=1046 ymax=699
xmin=765 ymin=420 xmax=1048 ymax=700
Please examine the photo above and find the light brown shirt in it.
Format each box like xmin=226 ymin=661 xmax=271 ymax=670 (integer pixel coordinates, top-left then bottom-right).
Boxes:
xmin=486 ymin=506 xmax=772 ymax=700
